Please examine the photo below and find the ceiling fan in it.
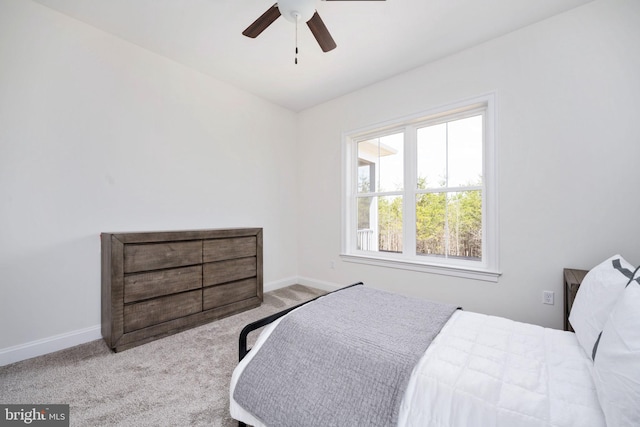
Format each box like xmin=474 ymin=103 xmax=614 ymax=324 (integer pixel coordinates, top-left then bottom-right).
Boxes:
xmin=243 ymin=0 xmax=386 ymax=54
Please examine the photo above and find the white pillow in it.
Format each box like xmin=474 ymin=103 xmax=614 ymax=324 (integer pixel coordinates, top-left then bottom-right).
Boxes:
xmin=569 ymin=254 xmax=635 ymax=359
xmin=591 ymin=277 xmax=640 ymax=426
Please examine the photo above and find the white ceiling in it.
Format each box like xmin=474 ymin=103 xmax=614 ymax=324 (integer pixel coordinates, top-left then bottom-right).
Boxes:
xmin=33 ymin=0 xmax=594 ymax=111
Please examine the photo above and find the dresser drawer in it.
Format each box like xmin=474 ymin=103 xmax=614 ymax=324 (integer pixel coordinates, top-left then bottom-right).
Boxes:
xmin=203 ymin=257 xmax=257 ymax=286
xmin=124 ymin=265 xmax=202 ymax=303
xmin=203 ymin=278 xmax=257 ymax=310
xmin=124 ymin=241 xmax=202 ymax=273
xmin=203 ymin=236 xmax=257 ymax=262
xmin=123 ymin=290 xmax=202 ymax=332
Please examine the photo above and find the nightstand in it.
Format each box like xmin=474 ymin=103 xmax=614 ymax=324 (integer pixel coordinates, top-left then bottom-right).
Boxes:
xmin=563 ymin=268 xmax=588 ymax=332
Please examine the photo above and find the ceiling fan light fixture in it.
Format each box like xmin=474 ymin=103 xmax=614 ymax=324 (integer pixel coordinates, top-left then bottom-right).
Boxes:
xmin=278 ymin=0 xmax=317 ymax=23
xmin=244 ymin=0 xmax=383 ymax=53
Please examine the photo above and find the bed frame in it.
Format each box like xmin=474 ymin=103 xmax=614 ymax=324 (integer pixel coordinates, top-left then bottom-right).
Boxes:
xmin=235 ymin=282 xmax=362 ymax=427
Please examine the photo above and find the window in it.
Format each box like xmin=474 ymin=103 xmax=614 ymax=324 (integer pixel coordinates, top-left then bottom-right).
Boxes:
xmin=342 ymin=94 xmax=499 ymax=281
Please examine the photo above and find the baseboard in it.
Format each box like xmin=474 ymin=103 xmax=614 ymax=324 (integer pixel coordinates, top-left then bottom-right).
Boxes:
xmin=0 ymin=325 xmax=102 ymax=367
xmin=0 ymin=276 xmax=346 ymax=366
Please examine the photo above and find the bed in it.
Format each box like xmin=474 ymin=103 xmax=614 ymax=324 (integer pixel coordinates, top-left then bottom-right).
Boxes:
xmin=229 ymin=255 xmax=640 ymax=427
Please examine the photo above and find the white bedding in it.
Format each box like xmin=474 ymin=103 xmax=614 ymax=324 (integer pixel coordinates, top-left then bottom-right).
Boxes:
xmin=230 ymin=310 xmax=606 ymax=427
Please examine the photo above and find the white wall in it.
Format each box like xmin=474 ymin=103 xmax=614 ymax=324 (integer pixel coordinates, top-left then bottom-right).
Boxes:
xmin=2 ymin=0 xmax=638 ymax=365
xmin=0 ymin=0 xmax=298 ymax=360
xmin=297 ymin=0 xmax=640 ymax=328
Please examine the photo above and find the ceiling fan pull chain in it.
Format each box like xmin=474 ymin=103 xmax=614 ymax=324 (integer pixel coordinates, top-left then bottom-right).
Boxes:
xmin=295 ymin=18 xmax=299 ymax=65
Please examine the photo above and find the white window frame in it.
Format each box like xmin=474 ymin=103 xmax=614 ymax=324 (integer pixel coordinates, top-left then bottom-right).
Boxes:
xmin=341 ymin=93 xmax=500 ymax=282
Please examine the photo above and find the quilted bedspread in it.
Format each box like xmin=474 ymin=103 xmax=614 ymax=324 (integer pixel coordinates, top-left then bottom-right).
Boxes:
xmin=398 ymin=310 xmax=606 ymax=427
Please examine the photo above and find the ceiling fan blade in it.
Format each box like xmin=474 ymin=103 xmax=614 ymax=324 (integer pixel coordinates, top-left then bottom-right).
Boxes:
xmin=307 ymin=12 xmax=337 ymax=52
xmin=243 ymin=4 xmax=281 ymax=38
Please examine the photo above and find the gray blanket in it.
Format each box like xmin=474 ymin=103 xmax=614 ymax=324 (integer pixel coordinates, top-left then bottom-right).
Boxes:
xmin=233 ymin=285 xmax=458 ymax=427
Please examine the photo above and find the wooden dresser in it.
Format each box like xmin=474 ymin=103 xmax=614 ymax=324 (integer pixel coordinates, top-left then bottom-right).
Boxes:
xmin=101 ymin=228 xmax=263 ymax=351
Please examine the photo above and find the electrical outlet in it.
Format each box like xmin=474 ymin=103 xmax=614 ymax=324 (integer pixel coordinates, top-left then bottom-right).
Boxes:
xmin=543 ymin=291 xmax=554 ymax=305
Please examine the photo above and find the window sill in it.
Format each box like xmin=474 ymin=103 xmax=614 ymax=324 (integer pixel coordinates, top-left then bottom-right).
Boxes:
xmin=340 ymin=254 xmax=501 ymax=283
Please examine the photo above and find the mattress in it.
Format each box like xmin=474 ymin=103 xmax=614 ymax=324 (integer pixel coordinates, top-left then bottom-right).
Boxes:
xmin=230 ymin=310 xmax=606 ymax=427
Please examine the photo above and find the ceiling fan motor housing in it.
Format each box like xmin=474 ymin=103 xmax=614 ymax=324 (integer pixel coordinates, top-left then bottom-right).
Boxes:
xmin=278 ymin=0 xmax=318 ymax=23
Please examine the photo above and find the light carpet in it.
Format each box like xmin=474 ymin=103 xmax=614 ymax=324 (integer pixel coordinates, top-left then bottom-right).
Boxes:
xmin=0 ymin=285 xmax=326 ymax=426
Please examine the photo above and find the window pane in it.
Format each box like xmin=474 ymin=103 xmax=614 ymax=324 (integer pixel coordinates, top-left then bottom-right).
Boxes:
xmin=446 ymin=191 xmax=482 ymax=260
xmin=358 ymin=160 xmax=374 ymax=193
xmin=417 ymin=124 xmax=446 ymax=189
xmin=416 ymin=192 xmax=447 ymax=256
xmin=357 ymin=133 xmax=403 ymax=193
xmin=416 ymin=191 xmax=482 ymax=260
xmin=417 ymin=115 xmax=483 ymax=190
xmin=448 ymin=116 xmax=483 ymax=187
xmin=356 ymin=196 xmax=374 ymax=250
xmin=356 ymin=195 xmax=403 ymax=253
xmin=378 ymin=195 xmax=403 ymax=253
xmin=357 ymin=196 xmax=373 ymax=231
